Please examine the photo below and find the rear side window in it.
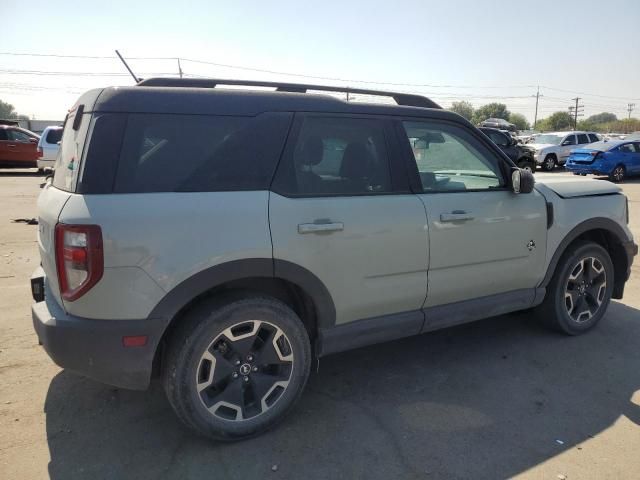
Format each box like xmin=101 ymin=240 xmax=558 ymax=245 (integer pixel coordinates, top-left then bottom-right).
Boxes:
xmin=52 ymin=111 xmax=90 ymax=192
xmin=577 ymin=133 xmax=589 ymax=144
xmin=272 ymin=116 xmax=392 ymax=196
xmin=113 ymin=112 xmax=291 ymax=193
xmin=0 ymin=130 xmax=7 ymax=141
xmin=46 ymin=128 xmax=63 ymax=144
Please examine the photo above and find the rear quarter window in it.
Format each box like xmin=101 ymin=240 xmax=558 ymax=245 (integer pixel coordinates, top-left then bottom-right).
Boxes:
xmin=113 ymin=112 xmax=292 ymax=193
xmin=52 ymin=112 xmax=90 ymax=192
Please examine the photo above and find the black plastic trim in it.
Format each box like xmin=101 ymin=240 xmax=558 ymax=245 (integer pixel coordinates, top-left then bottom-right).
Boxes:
xmin=422 ymin=288 xmax=537 ymax=332
xmin=32 ymin=298 xmax=164 ymax=390
xmin=316 ymin=310 xmax=424 ymax=356
xmin=540 ymin=217 xmax=632 ymax=289
xmin=546 ymin=202 xmax=554 ymax=229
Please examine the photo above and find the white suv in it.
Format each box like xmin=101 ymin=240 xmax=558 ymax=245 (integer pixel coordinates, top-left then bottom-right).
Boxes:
xmin=36 ymin=126 xmax=63 ymax=171
xmin=531 ymin=131 xmax=601 ymax=171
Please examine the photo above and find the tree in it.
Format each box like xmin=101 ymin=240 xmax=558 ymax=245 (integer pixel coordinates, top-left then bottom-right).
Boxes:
xmin=508 ymin=113 xmax=530 ymax=131
xmin=450 ymin=101 xmax=474 ymax=121
xmin=586 ymin=112 xmax=617 ymax=124
xmin=472 ymin=103 xmax=510 ymax=124
xmin=0 ymin=99 xmax=17 ymax=119
xmin=538 ymin=111 xmax=573 ymax=131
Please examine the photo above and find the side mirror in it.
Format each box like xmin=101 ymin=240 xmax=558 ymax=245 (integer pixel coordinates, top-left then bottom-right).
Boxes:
xmin=512 ymin=169 xmax=534 ymax=194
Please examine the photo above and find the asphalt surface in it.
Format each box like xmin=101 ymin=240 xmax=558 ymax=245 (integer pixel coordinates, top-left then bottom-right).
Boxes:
xmin=1 ymin=169 xmax=640 ymax=479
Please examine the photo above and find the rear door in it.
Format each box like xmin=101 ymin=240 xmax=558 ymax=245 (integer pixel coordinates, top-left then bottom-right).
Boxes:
xmin=269 ymin=114 xmax=429 ymax=326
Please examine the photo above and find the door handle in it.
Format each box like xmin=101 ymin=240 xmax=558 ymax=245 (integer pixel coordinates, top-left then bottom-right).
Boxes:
xmin=440 ymin=211 xmax=474 ymax=222
xmin=7 ymin=144 xmax=17 ymax=148
xmin=298 ymin=222 xmax=344 ymax=234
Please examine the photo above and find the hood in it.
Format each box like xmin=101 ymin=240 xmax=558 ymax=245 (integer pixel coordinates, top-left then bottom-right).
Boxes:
xmin=529 ymin=143 xmax=556 ymax=150
xmin=535 ymin=174 xmax=621 ymax=198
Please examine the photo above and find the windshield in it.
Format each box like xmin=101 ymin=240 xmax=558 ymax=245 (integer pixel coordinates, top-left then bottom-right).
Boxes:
xmin=533 ymin=134 xmax=562 ymax=145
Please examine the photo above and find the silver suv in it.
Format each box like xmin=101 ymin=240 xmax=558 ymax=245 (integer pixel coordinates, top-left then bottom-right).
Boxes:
xmin=531 ymin=131 xmax=601 ymax=171
xmin=31 ymin=79 xmax=636 ymax=440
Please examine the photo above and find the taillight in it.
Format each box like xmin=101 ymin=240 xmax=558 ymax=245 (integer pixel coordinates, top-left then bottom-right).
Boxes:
xmin=37 ymin=147 xmax=43 ymax=158
xmin=591 ymin=151 xmax=603 ymax=160
xmin=55 ymin=224 xmax=103 ymax=301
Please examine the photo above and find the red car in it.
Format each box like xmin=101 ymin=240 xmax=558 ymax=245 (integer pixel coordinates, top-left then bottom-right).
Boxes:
xmin=0 ymin=125 xmax=41 ymax=168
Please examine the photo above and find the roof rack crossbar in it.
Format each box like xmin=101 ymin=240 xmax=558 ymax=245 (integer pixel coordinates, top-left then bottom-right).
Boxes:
xmin=136 ymin=77 xmax=441 ymax=109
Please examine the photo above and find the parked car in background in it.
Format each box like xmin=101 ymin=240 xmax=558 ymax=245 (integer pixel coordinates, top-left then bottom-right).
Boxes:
xmin=605 ymin=133 xmax=626 ymax=141
xmin=0 ymin=125 xmax=40 ymax=168
xmin=479 ymin=117 xmax=517 ymax=132
xmin=566 ymin=140 xmax=640 ymax=182
xmin=627 ymin=132 xmax=640 ymax=141
xmin=530 ymin=131 xmax=601 ymax=171
xmin=479 ymin=127 xmax=536 ymax=172
xmin=37 ymin=126 xmax=63 ymax=171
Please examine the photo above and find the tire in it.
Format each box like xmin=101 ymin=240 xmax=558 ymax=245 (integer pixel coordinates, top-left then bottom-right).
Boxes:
xmin=542 ymin=155 xmax=556 ymax=171
xmin=517 ymin=160 xmax=535 ymax=173
xmin=609 ymin=165 xmax=626 ymax=183
xmin=163 ymin=295 xmax=312 ymax=440
xmin=534 ymin=241 xmax=614 ymax=335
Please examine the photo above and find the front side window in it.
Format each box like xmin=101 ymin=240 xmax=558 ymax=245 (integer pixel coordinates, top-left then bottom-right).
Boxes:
xmin=486 ymin=130 xmax=509 ymax=147
xmin=563 ymin=135 xmax=577 ymax=146
xmin=588 ymin=133 xmax=600 ymax=143
xmin=402 ymin=121 xmax=504 ymax=192
xmin=275 ymin=116 xmax=392 ymax=196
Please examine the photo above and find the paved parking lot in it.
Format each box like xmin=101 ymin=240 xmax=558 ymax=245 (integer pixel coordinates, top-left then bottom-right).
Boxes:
xmin=1 ymin=169 xmax=640 ymax=480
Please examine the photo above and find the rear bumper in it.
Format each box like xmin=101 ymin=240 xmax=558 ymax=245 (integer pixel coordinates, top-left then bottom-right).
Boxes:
xmin=31 ymin=276 xmax=166 ymax=390
xmin=565 ymin=163 xmax=609 ymax=175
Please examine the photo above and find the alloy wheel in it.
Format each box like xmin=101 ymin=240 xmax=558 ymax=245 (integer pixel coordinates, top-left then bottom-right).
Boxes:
xmin=612 ymin=166 xmax=625 ymax=182
xmin=564 ymin=256 xmax=607 ymax=323
xmin=544 ymin=157 xmax=555 ymax=171
xmin=195 ymin=320 xmax=294 ymax=421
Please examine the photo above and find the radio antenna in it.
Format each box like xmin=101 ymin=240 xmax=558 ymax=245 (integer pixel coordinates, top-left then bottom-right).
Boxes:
xmin=115 ymin=50 xmax=140 ymax=83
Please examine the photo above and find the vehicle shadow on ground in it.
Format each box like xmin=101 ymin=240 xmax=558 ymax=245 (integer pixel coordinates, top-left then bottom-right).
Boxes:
xmin=44 ymin=302 xmax=640 ymax=480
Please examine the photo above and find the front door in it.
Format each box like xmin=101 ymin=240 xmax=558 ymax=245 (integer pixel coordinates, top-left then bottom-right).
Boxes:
xmin=269 ymin=114 xmax=429 ymax=326
xmin=397 ymin=120 xmax=548 ymax=310
xmin=559 ymin=134 xmax=577 ymax=163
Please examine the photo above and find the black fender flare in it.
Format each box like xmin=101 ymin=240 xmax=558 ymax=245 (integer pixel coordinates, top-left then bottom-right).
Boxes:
xmin=540 ymin=217 xmax=631 ymax=289
xmin=147 ymin=258 xmax=336 ymax=333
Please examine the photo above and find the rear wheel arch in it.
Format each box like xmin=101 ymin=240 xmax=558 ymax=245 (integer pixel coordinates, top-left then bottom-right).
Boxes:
xmin=541 ymin=218 xmax=631 ymax=299
xmin=149 ymin=259 xmax=335 ymax=373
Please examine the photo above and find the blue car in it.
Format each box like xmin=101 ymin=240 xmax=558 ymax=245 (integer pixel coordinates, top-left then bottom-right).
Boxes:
xmin=566 ymin=140 xmax=640 ymax=182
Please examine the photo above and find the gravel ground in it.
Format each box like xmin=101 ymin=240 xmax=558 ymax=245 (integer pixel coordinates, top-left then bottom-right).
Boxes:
xmin=1 ymin=169 xmax=640 ymax=480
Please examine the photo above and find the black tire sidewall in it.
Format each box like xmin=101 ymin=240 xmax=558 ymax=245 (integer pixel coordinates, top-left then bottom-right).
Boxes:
xmin=547 ymin=242 xmax=614 ymax=335
xmin=165 ymin=297 xmax=311 ymax=440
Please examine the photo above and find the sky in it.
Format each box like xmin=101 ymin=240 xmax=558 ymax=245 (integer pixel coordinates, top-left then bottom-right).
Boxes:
xmin=1 ymin=0 xmax=639 ymax=123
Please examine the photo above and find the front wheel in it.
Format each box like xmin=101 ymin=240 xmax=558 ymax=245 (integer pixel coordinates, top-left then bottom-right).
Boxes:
xmin=163 ymin=295 xmax=312 ymax=440
xmin=517 ymin=160 xmax=535 ymax=173
xmin=609 ymin=165 xmax=626 ymax=183
xmin=542 ymin=155 xmax=556 ymax=171
xmin=534 ymin=241 xmax=614 ymax=335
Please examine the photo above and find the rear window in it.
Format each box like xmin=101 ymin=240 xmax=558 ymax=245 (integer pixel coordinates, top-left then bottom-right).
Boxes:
xmin=113 ymin=112 xmax=291 ymax=193
xmin=46 ymin=128 xmax=63 ymax=144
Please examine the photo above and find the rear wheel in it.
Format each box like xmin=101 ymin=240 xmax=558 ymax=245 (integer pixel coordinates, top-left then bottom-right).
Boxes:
xmin=609 ymin=165 xmax=626 ymax=183
xmin=534 ymin=241 xmax=614 ymax=335
xmin=163 ymin=295 xmax=312 ymax=440
xmin=542 ymin=155 xmax=556 ymax=171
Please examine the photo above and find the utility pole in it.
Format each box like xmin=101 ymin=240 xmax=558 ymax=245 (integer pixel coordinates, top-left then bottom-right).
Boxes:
xmin=568 ymin=97 xmax=584 ymax=130
xmin=177 ymin=58 xmax=183 ymax=79
xmin=626 ymin=103 xmax=635 ymax=133
xmin=532 ymin=86 xmax=542 ymax=129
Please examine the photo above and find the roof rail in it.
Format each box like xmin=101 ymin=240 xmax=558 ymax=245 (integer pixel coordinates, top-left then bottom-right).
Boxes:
xmin=136 ymin=77 xmax=441 ymax=109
